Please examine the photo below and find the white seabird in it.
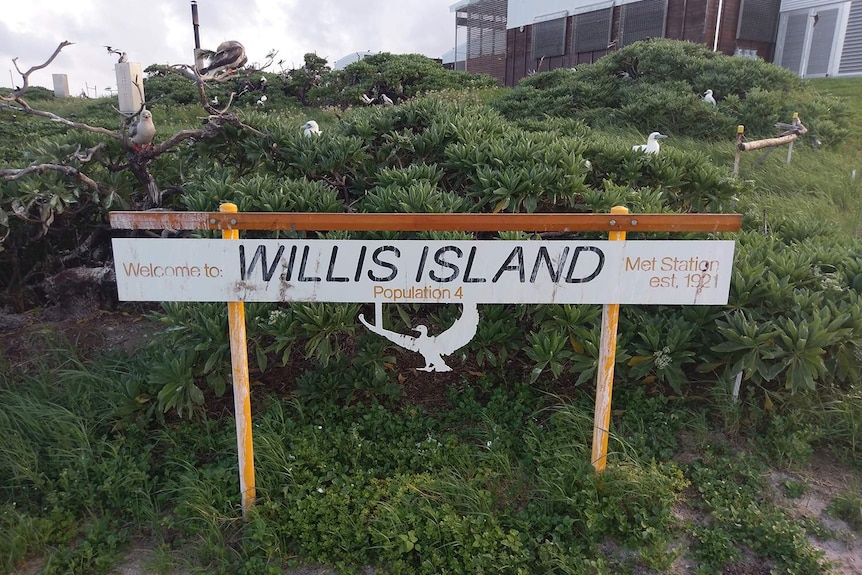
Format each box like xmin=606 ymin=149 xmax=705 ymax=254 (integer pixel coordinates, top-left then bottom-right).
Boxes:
xmin=129 ymin=110 xmax=156 ymax=150
xmin=702 ymin=89 xmax=716 ymax=106
xmin=302 ymin=120 xmax=321 ymax=137
xmin=379 ymin=93 xmax=394 ymax=106
xmin=632 ymin=132 xmax=667 ymax=155
xmin=201 ymin=41 xmax=248 ymax=75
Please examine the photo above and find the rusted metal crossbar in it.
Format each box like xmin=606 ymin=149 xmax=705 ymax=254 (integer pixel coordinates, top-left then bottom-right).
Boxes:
xmin=109 ymin=211 xmax=742 ymax=233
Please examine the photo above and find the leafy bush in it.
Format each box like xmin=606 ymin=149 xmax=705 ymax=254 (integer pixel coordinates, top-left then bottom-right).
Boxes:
xmin=493 ymin=38 xmax=848 ymax=144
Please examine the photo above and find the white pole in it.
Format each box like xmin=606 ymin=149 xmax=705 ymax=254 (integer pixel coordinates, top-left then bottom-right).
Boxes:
xmin=713 ymin=0 xmax=724 ymax=52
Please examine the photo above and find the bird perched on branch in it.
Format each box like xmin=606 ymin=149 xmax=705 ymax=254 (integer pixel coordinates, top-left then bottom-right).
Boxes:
xmin=200 ymin=41 xmax=247 ymax=75
xmin=105 ymin=46 xmax=128 ymax=63
xmin=632 ymin=132 xmax=668 ymax=155
xmin=702 ymin=89 xmax=716 ymax=106
xmin=129 ymin=110 xmax=156 ymax=150
xmin=302 ymin=120 xmax=320 ymax=137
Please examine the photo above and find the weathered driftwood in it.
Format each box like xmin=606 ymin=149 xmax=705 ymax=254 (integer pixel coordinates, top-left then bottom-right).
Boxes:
xmin=738 ymin=133 xmax=799 ymax=151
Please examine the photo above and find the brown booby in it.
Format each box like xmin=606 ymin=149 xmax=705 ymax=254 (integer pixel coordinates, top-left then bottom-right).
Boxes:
xmin=200 ymin=41 xmax=248 ymax=75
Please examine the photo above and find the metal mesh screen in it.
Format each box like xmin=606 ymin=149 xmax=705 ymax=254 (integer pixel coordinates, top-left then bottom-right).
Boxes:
xmin=737 ymin=0 xmax=780 ymax=42
xmin=455 ymin=0 xmax=507 ymax=58
xmin=807 ymin=8 xmax=839 ymax=75
xmin=620 ymin=0 xmax=668 ymax=46
xmin=573 ymin=8 xmax=613 ymax=53
xmin=532 ymin=16 xmax=568 ymax=59
xmin=778 ymin=12 xmax=808 ymax=74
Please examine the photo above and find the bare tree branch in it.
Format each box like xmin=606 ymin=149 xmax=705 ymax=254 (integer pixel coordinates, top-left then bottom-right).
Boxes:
xmin=2 ymin=40 xmax=272 ymax=212
xmin=72 ymin=142 xmax=108 ymax=163
xmin=0 ymin=101 xmax=122 ymax=139
xmin=3 ymin=41 xmax=74 ymax=102
xmin=1 ymin=163 xmax=113 ymax=197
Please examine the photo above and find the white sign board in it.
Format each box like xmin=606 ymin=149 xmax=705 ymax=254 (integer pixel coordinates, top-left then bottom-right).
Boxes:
xmin=113 ymin=239 xmax=734 ymax=305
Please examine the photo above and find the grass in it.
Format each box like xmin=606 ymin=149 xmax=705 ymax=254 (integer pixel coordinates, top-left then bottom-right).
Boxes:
xmin=3 ymin=334 xmax=855 ymax=574
xmin=810 ymin=77 xmax=862 ymax=159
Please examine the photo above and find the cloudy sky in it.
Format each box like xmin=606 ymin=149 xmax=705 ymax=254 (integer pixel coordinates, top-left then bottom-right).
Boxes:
xmin=2 ymin=0 xmax=459 ymax=96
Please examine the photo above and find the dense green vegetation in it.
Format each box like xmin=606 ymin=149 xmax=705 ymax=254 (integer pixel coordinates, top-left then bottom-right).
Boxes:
xmin=1 ymin=42 xmax=860 ymax=574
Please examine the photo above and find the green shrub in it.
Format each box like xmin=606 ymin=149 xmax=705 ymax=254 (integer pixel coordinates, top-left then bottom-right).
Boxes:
xmin=493 ymin=38 xmax=848 ymax=144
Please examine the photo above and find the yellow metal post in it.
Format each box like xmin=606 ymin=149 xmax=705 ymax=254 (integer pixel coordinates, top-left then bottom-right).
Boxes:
xmin=220 ymin=202 xmax=256 ymax=516
xmin=591 ymin=205 xmax=628 ymax=472
xmin=786 ymin=112 xmax=798 ymax=164
xmin=733 ymin=125 xmax=744 ymax=175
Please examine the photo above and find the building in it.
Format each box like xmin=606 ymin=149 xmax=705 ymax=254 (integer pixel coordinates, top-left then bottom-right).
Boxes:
xmin=442 ymin=42 xmax=469 ymax=70
xmin=451 ymin=0 xmax=862 ymax=84
xmin=333 ymin=51 xmax=379 ymax=70
xmin=774 ymin=0 xmax=862 ymax=77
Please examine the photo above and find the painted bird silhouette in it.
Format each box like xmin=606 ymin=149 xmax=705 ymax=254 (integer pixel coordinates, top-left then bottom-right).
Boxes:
xmin=358 ymin=303 xmax=479 ymax=372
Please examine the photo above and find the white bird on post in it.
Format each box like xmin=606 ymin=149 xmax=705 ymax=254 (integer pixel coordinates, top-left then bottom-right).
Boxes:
xmin=129 ymin=109 xmax=156 ymax=151
xmin=702 ymin=89 xmax=716 ymax=106
xmin=302 ymin=120 xmax=320 ymax=137
xmin=632 ymin=132 xmax=667 ymax=155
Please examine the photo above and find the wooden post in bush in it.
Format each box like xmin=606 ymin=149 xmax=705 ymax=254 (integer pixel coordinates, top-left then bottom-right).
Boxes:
xmin=220 ymin=202 xmax=256 ymax=517
xmin=736 ymin=113 xmax=806 ymax=169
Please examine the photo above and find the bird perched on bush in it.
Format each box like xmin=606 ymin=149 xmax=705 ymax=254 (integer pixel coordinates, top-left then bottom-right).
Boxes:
xmin=200 ymin=41 xmax=247 ymax=75
xmin=302 ymin=120 xmax=320 ymax=137
xmin=632 ymin=132 xmax=667 ymax=155
xmin=702 ymin=89 xmax=716 ymax=106
xmin=129 ymin=110 xmax=156 ymax=150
